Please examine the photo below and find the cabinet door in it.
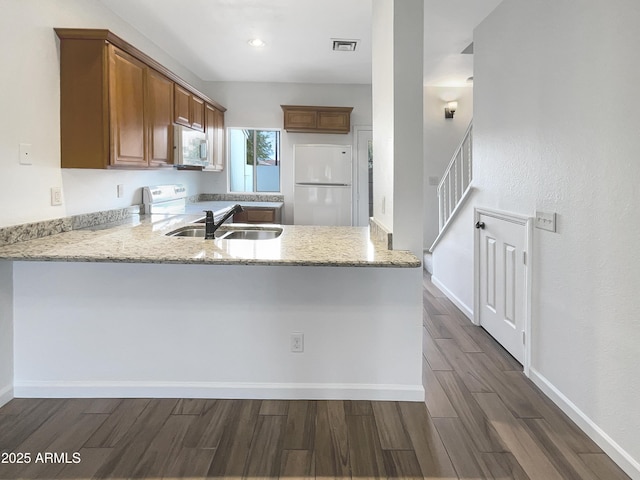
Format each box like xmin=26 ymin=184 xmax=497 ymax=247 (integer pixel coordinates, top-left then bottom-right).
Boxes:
xmin=205 ymin=104 xmax=225 ymax=171
xmin=284 ymin=109 xmax=317 ymax=131
xmin=205 ymin=104 xmax=216 ymax=169
xmin=109 ymin=47 xmax=147 ymax=167
xmin=147 ymin=70 xmax=174 ymax=167
xmin=174 ymin=84 xmax=191 ymax=127
xmin=213 ymin=107 xmax=225 ymax=170
xmin=233 ymin=208 xmax=276 ymax=224
xmin=317 ymin=110 xmax=350 ymax=133
xmin=191 ymin=96 xmax=205 ymax=131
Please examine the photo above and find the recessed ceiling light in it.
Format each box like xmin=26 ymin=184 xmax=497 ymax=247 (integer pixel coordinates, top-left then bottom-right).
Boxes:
xmin=248 ymin=38 xmax=265 ymax=48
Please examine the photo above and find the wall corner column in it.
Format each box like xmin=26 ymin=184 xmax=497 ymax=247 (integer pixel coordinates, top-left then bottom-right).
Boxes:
xmin=372 ymin=0 xmax=424 ymax=257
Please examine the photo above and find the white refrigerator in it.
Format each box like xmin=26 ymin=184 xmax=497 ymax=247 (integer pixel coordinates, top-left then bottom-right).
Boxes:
xmin=293 ymin=144 xmax=352 ymax=226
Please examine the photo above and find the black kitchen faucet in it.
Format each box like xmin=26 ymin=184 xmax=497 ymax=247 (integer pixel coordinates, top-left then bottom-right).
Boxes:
xmin=204 ymin=204 xmax=244 ymax=239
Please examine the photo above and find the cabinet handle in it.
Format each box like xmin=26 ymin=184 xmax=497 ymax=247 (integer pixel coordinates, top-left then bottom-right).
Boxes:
xmin=475 ymin=221 xmax=485 ymax=229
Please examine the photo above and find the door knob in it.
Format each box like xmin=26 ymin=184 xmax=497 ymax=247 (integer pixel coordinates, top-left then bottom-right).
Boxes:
xmin=475 ymin=221 xmax=485 ymax=229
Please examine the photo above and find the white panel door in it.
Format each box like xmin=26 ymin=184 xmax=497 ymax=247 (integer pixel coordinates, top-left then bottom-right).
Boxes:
xmin=477 ymin=211 xmax=528 ymax=364
xmin=294 ymin=185 xmax=352 ymax=226
xmin=294 ymin=145 xmax=352 ymax=184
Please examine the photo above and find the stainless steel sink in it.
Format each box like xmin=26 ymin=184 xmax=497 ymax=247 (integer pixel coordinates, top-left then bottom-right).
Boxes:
xmin=219 ymin=229 xmax=281 ymax=240
xmin=168 ymin=226 xmax=206 ymax=237
xmin=166 ymin=225 xmax=282 ymax=240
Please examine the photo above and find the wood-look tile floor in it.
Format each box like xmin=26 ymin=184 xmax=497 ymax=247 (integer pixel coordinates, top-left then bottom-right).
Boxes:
xmin=0 ymin=273 xmax=630 ymax=479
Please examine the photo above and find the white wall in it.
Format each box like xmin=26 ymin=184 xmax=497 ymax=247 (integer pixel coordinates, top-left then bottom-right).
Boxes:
xmin=433 ymin=0 xmax=640 ymax=476
xmin=0 ymin=262 xmax=13 ymax=407
xmin=371 ymin=0 xmax=395 ymax=232
xmin=372 ymin=0 xmax=424 ymax=257
xmin=203 ymin=82 xmax=372 ymax=224
xmin=423 ymin=86 xmax=473 ymax=248
xmin=13 ymin=261 xmax=423 ymax=401
xmin=0 ymin=0 xmax=210 ymax=227
xmin=61 ymin=170 xmax=203 ymax=216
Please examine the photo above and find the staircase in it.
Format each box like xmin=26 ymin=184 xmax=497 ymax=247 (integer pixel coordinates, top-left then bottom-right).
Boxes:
xmin=429 ymin=121 xmax=473 ymax=252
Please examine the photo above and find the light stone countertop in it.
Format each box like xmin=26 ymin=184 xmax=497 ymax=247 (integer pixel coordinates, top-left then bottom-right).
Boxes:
xmin=0 ymin=214 xmax=421 ymax=268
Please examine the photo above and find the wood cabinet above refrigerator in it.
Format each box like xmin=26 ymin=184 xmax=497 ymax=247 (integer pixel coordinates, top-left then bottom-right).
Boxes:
xmin=281 ymin=105 xmax=353 ymax=134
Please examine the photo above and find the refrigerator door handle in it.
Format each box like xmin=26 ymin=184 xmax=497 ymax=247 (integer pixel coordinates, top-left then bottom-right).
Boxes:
xmin=295 ymin=182 xmax=351 ymax=187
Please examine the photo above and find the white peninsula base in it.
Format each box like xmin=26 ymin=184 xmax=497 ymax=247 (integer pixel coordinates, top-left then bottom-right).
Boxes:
xmin=12 ymin=262 xmax=423 ymax=401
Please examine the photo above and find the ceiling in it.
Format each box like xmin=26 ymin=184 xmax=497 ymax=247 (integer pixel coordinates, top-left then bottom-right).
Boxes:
xmin=99 ymin=0 xmax=503 ymax=86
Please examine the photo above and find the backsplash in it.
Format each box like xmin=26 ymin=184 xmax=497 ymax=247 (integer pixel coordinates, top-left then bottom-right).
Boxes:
xmin=197 ymin=193 xmax=284 ymax=203
xmin=0 ymin=206 xmax=141 ymax=247
xmin=0 ymin=217 xmax=72 ymax=247
xmin=369 ymin=217 xmax=393 ymax=250
xmin=71 ymin=206 xmax=142 ymax=230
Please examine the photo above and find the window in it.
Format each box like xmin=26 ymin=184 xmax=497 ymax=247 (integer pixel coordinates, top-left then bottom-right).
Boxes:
xmin=228 ymin=128 xmax=280 ymax=193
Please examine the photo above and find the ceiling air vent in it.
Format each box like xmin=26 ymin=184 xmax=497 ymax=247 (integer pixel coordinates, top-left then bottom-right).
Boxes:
xmin=332 ymin=39 xmax=358 ymax=52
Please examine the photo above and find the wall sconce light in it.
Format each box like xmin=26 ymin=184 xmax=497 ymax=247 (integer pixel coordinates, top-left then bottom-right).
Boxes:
xmin=445 ymin=101 xmax=458 ymax=119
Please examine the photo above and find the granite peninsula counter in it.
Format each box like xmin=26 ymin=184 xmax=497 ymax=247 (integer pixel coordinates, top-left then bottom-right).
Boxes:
xmin=0 ymin=214 xmax=421 ymax=267
xmin=0 ymin=214 xmax=424 ymax=405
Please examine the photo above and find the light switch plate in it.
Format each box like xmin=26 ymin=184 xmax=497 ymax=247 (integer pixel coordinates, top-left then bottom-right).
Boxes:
xmin=51 ymin=187 xmax=63 ymax=206
xmin=19 ymin=143 xmax=32 ymax=165
xmin=535 ymin=211 xmax=556 ymax=232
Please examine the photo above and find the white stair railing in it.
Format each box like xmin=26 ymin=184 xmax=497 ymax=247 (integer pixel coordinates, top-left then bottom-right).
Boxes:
xmin=437 ymin=121 xmax=473 ymax=232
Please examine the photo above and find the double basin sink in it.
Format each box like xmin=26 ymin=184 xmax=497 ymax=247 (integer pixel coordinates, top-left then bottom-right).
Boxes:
xmin=166 ymin=224 xmax=282 ymax=240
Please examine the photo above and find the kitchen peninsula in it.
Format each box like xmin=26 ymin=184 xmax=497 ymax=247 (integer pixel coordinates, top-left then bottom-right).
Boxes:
xmin=0 ymin=212 xmax=423 ymax=405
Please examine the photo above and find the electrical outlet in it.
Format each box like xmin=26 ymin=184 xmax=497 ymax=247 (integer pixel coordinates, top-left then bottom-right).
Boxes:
xmin=117 ymin=184 xmax=124 ymax=198
xmin=290 ymin=333 xmax=304 ymax=353
xmin=50 ymin=187 xmax=63 ymax=206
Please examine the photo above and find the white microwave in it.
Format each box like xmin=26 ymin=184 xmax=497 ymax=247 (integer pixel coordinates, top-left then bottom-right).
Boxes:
xmin=174 ymin=125 xmax=209 ymax=168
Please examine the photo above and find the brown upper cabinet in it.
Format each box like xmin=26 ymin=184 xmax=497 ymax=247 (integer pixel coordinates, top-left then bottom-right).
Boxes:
xmin=281 ymin=105 xmax=353 ymax=134
xmin=205 ymin=103 xmax=225 ymax=171
xmin=108 ymin=47 xmax=148 ymax=167
xmin=55 ymin=28 xmax=225 ymax=169
xmin=174 ymin=84 xmax=205 ymax=132
xmin=146 ymin=69 xmax=175 ymax=167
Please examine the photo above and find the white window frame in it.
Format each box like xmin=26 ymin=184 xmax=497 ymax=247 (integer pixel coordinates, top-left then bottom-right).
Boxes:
xmin=227 ymin=127 xmax=282 ymax=194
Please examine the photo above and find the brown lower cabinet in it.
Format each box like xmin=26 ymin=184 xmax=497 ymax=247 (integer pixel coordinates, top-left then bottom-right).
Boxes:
xmin=233 ymin=208 xmax=277 ymax=224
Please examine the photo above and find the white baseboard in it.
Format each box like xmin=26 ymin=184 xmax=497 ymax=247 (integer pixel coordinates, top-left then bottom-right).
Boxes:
xmin=13 ymin=381 xmax=425 ymax=402
xmin=431 ymin=275 xmax=474 ymax=321
xmin=529 ymin=368 xmax=640 ymax=480
xmin=0 ymin=384 xmax=13 ymax=408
